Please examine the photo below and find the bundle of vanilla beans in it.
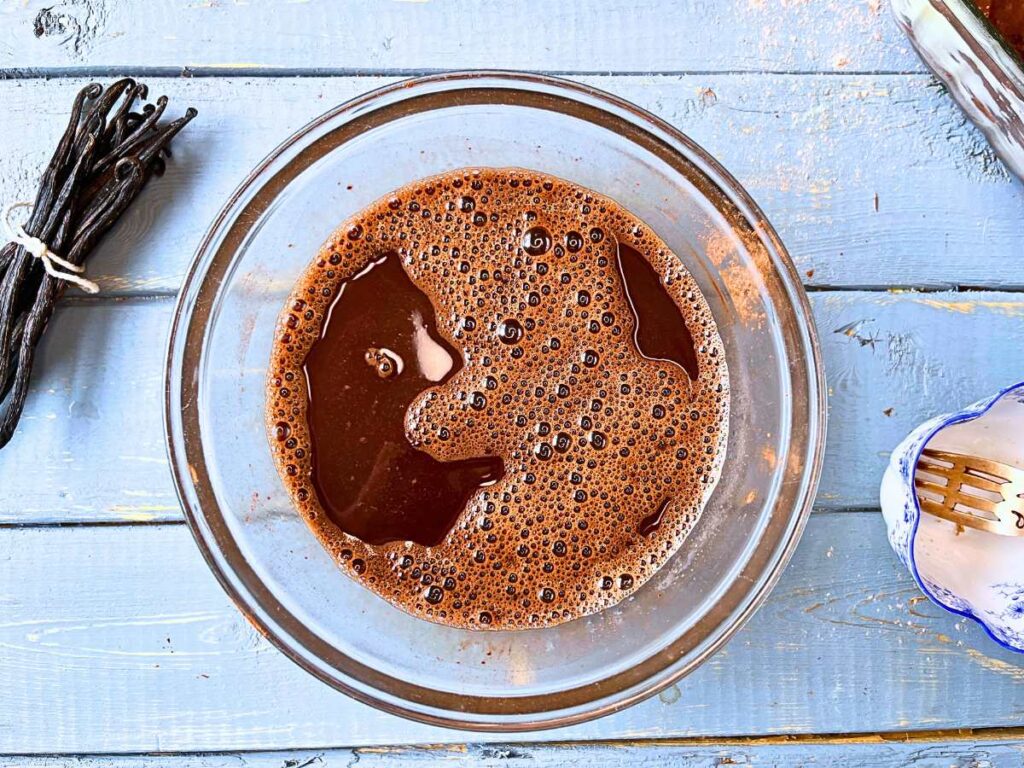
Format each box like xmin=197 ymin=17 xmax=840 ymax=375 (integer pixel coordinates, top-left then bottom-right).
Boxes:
xmin=0 ymin=79 xmax=195 ymax=449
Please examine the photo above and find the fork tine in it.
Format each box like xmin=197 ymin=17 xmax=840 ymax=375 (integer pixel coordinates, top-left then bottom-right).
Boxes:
xmin=921 ymin=447 xmax=967 ymax=464
xmin=960 ymin=470 xmax=1007 ymax=495
xmin=920 ymin=498 xmax=1007 ymax=534
xmin=914 ymin=477 xmax=950 ymax=496
xmin=915 ymin=449 xmax=1024 ymax=536
xmin=960 ymin=454 xmax=1020 ymax=479
xmin=949 ymin=493 xmax=999 ymax=516
xmin=919 ymin=450 xmax=954 ymax=469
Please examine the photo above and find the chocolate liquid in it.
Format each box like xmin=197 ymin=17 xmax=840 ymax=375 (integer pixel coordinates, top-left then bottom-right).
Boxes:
xmin=979 ymin=0 xmax=1024 ymax=56
xmin=267 ymin=168 xmax=729 ymax=630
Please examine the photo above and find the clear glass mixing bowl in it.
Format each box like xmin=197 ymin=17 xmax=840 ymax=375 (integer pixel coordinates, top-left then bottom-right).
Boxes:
xmin=165 ymin=71 xmax=826 ymax=731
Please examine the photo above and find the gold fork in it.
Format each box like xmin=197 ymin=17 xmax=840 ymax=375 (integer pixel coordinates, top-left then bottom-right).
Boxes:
xmin=915 ymin=448 xmax=1024 ymax=536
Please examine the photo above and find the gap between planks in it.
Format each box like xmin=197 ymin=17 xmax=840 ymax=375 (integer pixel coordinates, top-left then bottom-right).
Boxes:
xmin=541 ymin=726 xmax=1024 ymax=747
xmin=59 ymin=285 xmax=1024 ymax=303
xmin=0 ymin=67 xmax=932 ymax=80
xmin=3 ymin=725 xmax=1024 ymax=759
xmin=0 ymin=508 xmax=879 ymax=530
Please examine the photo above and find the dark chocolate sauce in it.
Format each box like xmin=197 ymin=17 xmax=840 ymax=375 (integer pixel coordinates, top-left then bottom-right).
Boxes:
xmin=303 ymin=253 xmax=504 ymax=546
xmin=616 ymin=240 xmax=699 ymax=380
xmin=637 ymin=497 xmax=672 ymax=537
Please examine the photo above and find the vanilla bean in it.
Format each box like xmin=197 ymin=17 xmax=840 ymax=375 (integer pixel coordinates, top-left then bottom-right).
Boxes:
xmin=0 ymin=79 xmax=195 ymax=448
xmin=92 ymin=96 xmax=170 ymax=177
xmin=101 ymin=81 xmax=144 ymax=150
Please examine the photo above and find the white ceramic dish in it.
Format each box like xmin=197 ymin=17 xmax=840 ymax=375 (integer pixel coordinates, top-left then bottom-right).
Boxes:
xmin=881 ymin=381 xmax=1024 ymax=652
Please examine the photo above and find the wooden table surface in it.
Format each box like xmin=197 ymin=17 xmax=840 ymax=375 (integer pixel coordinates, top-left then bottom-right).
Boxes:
xmin=1 ymin=1 xmax=1023 ymax=765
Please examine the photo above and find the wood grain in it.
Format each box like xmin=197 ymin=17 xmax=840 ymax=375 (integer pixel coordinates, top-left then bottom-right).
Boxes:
xmin=6 ymin=740 xmax=1024 ymax=767
xmin=0 ymin=76 xmax=1019 ymax=296
xmin=0 ymin=513 xmax=1020 ymax=753
xmin=1 ymin=291 xmax=1019 ymax=523
xmin=0 ymin=0 xmax=921 ymax=75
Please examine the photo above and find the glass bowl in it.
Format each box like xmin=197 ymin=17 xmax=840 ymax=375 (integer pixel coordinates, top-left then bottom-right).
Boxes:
xmin=165 ymin=71 xmax=826 ymax=731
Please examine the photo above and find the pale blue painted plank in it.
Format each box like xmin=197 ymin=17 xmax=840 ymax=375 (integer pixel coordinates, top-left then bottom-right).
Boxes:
xmin=815 ymin=291 xmax=1024 ymax=509
xmin=1 ymin=290 xmax=1020 ymax=522
xmin=1 ymin=75 xmax=1018 ymax=296
xmin=0 ymin=0 xmax=921 ymax=74
xmin=0 ymin=513 xmax=1020 ymax=752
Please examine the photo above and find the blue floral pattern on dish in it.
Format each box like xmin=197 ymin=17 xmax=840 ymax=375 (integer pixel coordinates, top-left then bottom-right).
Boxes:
xmin=880 ymin=381 xmax=1024 ymax=654
xmin=994 ymin=584 xmax=1024 ymax=647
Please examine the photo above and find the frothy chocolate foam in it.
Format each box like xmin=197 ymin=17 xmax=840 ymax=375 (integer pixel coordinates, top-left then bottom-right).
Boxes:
xmin=267 ymin=168 xmax=729 ymax=629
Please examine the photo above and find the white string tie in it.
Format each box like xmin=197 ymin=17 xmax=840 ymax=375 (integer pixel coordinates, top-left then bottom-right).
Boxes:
xmin=3 ymin=201 xmax=99 ymax=294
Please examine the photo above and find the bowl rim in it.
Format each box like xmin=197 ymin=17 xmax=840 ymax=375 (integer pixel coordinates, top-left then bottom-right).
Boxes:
xmin=164 ymin=69 xmax=827 ymax=731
